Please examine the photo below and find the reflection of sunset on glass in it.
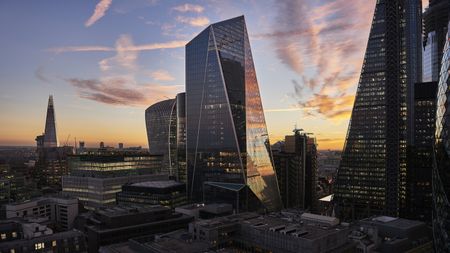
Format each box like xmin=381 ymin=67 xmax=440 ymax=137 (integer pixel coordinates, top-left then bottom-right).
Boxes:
xmin=0 ymin=1 xmax=376 ymax=150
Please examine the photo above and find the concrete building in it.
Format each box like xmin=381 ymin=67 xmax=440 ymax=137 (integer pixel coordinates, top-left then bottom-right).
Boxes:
xmin=348 ymin=216 xmax=433 ymax=252
xmin=0 ymin=219 xmax=86 ymax=253
xmin=75 ymin=205 xmax=193 ymax=253
xmin=175 ymin=203 xmax=233 ymax=220
xmin=116 ymin=180 xmax=187 ymax=208
xmin=1 ymin=195 xmax=78 ymax=231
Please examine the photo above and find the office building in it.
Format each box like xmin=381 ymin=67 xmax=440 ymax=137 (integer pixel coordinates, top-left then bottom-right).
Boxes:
xmin=349 ymin=216 xmax=433 ymax=252
xmin=0 ymin=220 xmax=86 ymax=253
xmin=116 ymin=180 xmax=187 ymax=208
xmin=62 ymin=153 xmax=166 ymax=210
xmin=272 ymin=130 xmax=317 ymax=211
xmin=186 ymin=15 xmax=282 ymax=212
xmin=175 ymin=203 xmax=233 ymax=220
xmin=176 ymin=92 xmax=187 ymax=183
xmin=433 ymin=20 xmax=450 ymax=252
xmin=405 ymin=82 xmax=438 ymax=223
xmin=2 ymin=195 xmax=78 ymax=231
xmin=334 ymin=0 xmax=423 ymax=220
xmin=76 ymin=205 xmax=193 ymax=252
xmin=145 ymin=99 xmax=177 ymax=176
xmin=423 ymin=0 xmax=449 ymax=82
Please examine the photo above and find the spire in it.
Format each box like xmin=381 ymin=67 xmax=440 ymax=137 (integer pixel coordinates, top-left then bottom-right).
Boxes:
xmin=43 ymin=95 xmax=58 ymax=147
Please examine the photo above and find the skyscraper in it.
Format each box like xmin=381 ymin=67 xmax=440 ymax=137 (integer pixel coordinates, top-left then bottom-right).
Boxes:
xmin=272 ymin=130 xmax=318 ymax=211
xmin=422 ymin=0 xmax=449 ymax=82
xmin=145 ymin=99 xmax=177 ymax=175
xmin=334 ymin=0 xmax=422 ymax=220
xmin=43 ymin=95 xmax=58 ymax=148
xmin=185 ymin=16 xmax=282 ymax=212
xmin=432 ymin=20 xmax=450 ymax=251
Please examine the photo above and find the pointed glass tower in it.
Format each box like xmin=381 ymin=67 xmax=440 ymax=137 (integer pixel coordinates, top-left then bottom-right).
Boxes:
xmin=334 ymin=0 xmax=422 ymax=220
xmin=185 ymin=16 xmax=282 ymax=211
xmin=43 ymin=95 xmax=58 ymax=147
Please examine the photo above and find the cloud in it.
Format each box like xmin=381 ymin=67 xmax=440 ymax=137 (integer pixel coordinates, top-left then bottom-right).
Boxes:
xmin=173 ymin=3 xmax=204 ymax=13
xmin=35 ymin=66 xmax=51 ymax=83
xmin=85 ymin=0 xmax=112 ymax=27
xmin=66 ymin=78 xmax=181 ymax=106
xmin=149 ymin=69 xmax=175 ymax=81
xmin=263 ymin=0 xmax=374 ymax=120
xmin=98 ymin=34 xmax=138 ymax=72
xmin=176 ymin=16 xmax=209 ymax=27
xmin=47 ymin=40 xmax=186 ymax=54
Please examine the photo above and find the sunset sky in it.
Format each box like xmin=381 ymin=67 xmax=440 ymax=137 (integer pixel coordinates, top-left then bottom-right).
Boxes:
xmin=1 ymin=0 xmax=424 ymax=150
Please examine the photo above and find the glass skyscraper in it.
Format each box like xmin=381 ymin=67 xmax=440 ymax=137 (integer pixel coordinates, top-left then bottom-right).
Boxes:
xmin=433 ymin=21 xmax=450 ymax=252
xmin=334 ymin=0 xmax=422 ymax=220
xmin=43 ymin=95 xmax=58 ymax=148
xmin=145 ymin=99 xmax=177 ymax=176
xmin=185 ymin=16 xmax=282 ymax=212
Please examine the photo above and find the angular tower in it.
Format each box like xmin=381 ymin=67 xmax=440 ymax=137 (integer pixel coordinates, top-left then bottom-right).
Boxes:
xmin=43 ymin=95 xmax=58 ymax=147
xmin=334 ymin=0 xmax=422 ymax=220
xmin=185 ymin=16 xmax=282 ymax=211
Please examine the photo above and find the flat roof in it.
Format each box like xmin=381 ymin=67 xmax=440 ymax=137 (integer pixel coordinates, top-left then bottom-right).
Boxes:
xmin=130 ymin=180 xmax=184 ymax=188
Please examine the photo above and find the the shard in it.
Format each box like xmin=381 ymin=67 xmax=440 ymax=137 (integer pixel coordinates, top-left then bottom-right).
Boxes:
xmin=43 ymin=95 xmax=58 ymax=147
xmin=334 ymin=0 xmax=422 ymax=220
xmin=185 ymin=16 xmax=282 ymax=212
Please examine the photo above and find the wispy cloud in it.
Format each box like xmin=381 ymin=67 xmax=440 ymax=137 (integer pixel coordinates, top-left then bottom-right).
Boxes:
xmin=149 ymin=69 xmax=175 ymax=81
xmin=262 ymin=0 xmax=374 ymax=120
xmin=176 ymin=16 xmax=209 ymax=27
xmin=85 ymin=0 xmax=112 ymax=27
xmin=66 ymin=78 xmax=181 ymax=106
xmin=173 ymin=3 xmax=204 ymax=13
xmin=47 ymin=40 xmax=186 ymax=54
xmin=98 ymin=34 xmax=138 ymax=72
xmin=35 ymin=66 xmax=51 ymax=83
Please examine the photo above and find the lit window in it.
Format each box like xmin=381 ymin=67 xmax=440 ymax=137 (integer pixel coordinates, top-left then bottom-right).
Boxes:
xmin=52 ymin=241 xmax=57 ymax=247
xmin=1 ymin=233 xmax=6 ymax=240
xmin=35 ymin=242 xmax=45 ymax=250
xmin=10 ymin=249 xmax=15 ymax=253
xmin=11 ymin=232 xmax=17 ymax=238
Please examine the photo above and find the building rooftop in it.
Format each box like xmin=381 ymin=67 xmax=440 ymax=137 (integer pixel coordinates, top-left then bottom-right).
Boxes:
xmin=131 ymin=180 xmax=184 ymax=189
xmin=95 ymin=205 xmax=168 ymax=218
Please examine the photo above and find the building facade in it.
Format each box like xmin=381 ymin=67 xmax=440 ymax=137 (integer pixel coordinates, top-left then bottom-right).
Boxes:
xmin=185 ymin=15 xmax=282 ymax=212
xmin=272 ymin=130 xmax=317 ymax=211
xmin=145 ymin=99 xmax=177 ymax=176
xmin=406 ymin=82 xmax=438 ymax=223
xmin=432 ymin=21 xmax=450 ymax=252
xmin=62 ymin=153 xmax=166 ymax=210
xmin=334 ymin=0 xmax=422 ymax=220
xmin=423 ymin=0 xmax=449 ymax=82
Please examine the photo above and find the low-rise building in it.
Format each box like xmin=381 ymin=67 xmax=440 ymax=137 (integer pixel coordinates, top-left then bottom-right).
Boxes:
xmin=76 ymin=205 xmax=193 ymax=253
xmin=1 ymin=195 xmax=78 ymax=230
xmin=116 ymin=180 xmax=187 ymax=208
xmin=0 ymin=219 xmax=86 ymax=253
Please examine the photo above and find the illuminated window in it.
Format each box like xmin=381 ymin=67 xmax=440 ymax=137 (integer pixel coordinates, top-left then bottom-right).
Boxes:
xmin=1 ymin=233 xmax=6 ymax=240
xmin=11 ymin=232 xmax=17 ymax=238
xmin=35 ymin=242 xmax=45 ymax=250
xmin=10 ymin=249 xmax=15 ymax=253
xmin=52 ymin=241 xmax=57 ymax=247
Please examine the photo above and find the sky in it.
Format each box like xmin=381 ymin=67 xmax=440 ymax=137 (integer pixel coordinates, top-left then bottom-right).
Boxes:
xmin=0 ymin=0 xmax=418 ymax=150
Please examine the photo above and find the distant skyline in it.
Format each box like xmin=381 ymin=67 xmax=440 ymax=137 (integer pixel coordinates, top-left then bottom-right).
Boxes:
xmin=0 ymin=0 xmax=403 ymax=150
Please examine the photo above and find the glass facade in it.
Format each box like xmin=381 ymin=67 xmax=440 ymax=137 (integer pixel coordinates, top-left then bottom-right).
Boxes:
xmin=433 ymin=24 xmax=450 ymax=251
xmin=145 ymin=99 xmax=177 ymax=175
xmin=186 ymin=16 xmax=282 ymax=211
xmin=423 ymin=32 xmax=440 ymax=82
xmin=334 ymin=0 xmax=422 ymax=220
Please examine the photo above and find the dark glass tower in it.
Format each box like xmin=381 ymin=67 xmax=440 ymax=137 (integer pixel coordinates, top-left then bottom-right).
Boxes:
xmin=433 ymin=21 xmax=450 ymax=251
xmin=43 ymin=95 xmax=58 ymax=148
xmin=145 ymin=99 xmax=177 ymax=175
xmin=185 ymin=16 xmax=282 ymax=211
xmin=334 ymin=0 xmax=422 ymax=220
